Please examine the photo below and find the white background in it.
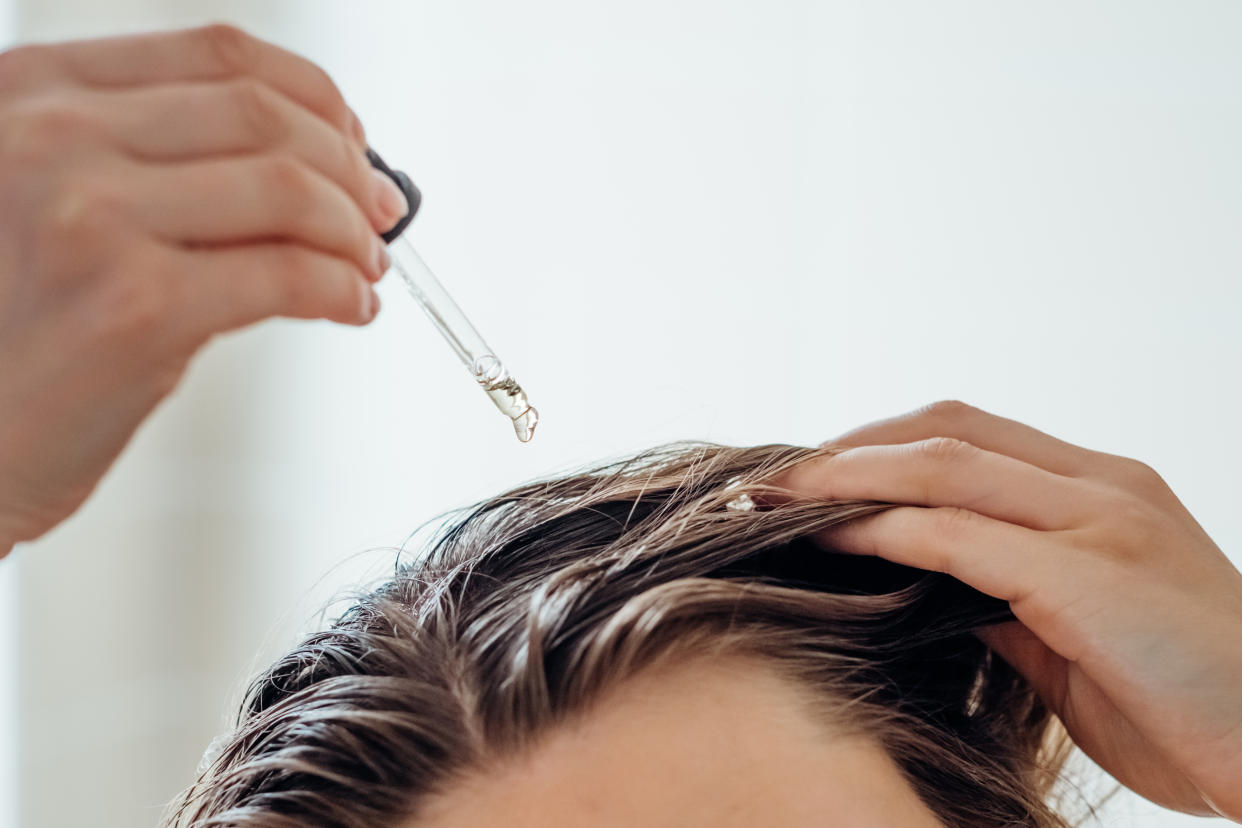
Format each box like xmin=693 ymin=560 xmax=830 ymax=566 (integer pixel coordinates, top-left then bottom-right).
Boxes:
xmin=3 ymin=1 xmax=1240 ymax=826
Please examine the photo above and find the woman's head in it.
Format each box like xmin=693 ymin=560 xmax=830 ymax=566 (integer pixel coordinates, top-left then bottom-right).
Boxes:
xmin=171 ymin=443 xmax=1079 ymax=827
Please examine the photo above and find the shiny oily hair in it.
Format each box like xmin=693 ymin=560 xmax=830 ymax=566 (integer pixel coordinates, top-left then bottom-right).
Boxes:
xmin=169 ymin=442 xmax=1090 ymax=827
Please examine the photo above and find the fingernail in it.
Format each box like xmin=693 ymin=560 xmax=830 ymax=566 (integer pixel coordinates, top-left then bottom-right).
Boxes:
xmin=371 ymin=236 xmax=391 ymax=280
xmin=367 ymin=288 xmax=381 ymax=321
xmin=370 ymin=168 xmax=409 ymax=230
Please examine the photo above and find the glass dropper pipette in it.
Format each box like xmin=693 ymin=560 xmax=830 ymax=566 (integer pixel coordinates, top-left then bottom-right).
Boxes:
xmin=367 ymin=149 xmax=539 ymax=442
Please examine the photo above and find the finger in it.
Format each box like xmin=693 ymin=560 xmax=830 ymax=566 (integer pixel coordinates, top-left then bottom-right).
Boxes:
xmin=85 ymin=81 xmax=406 ymax=233
xmin=818 ymin=506 xmax=1061 ymax=609
xmin=43 ymin=24 xmax=365 ymax=146
xmin=125 ymin=155 xmax=390 ymax=281
xmin=825 ymin=401 xmax=1095 ymax=478
xmin=175 ymin=242 xmax=380 ymax=335
xmin=974 ymin=620 xmax=1067 ymax=706
xmin=776 ymin=438 xmax=1101 ymax=531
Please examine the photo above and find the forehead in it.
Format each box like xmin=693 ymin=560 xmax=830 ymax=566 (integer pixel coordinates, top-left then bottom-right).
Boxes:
xmin=413 ymin=655 xmax=943 ymax=828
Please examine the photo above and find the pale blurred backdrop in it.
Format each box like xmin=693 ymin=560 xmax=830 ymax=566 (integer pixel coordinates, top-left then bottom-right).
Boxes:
xmin=3 ymin=1 xmax=1241 ymax=826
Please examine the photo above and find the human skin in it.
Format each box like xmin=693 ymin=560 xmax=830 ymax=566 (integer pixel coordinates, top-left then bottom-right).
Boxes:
xmin=0 ymin=25 xmax=404 ymax=557
xmin=776 ymin=401 xmax=1242 ymax=821
xmin=414 ymin=654 xmax=945 ymax=828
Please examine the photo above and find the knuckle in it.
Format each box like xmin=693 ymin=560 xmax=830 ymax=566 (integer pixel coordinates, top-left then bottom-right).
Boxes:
xmin=30 ymin=99 xmax=94 ymax=136
xmin=267 ymin=244 xmax=306 ymax=278
xmin=44 ymin=179 xmax=126 ymax=242
xmin=1098 ymin=494 xmax=1163 ymax=559
xmin=0 ymin=117 xmax=48 ymax=164
xmin=230 ymin=79 xmax=287 ymax=144
xmin=920 ymin=399 xmax=977 ymax=423
xmin=915 ymin=436 xmax=976 ymax=465
xmin=274 ymin=248 xmax=358 ymax=322
xmin=339 ymin=131 xmax=370 ymax=194
xmin=1116 ymin=457 xmax=1167 ymax=494
xmin=1019 ymin=586 xmax=1099 ymax=662
xmin=200 ymin=23 xmax=258 ymax=75
xmin=269 ymin=247 xmax=314 ymax=308
xmin=264 ymin=154 xmax=316 ymax=208
xmin=0 ymin=45 xmax=24 ymax=78
xmin=0 ymin=44 xmax=39 ymax=89
xmin=932 ymin=506 xmax=978 ymax=545
xmin=2 ymin=99 xmax=93 ymax=162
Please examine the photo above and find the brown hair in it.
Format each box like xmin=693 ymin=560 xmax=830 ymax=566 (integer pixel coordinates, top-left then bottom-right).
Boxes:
xmin=168 ymin=442 xmax=1088 ymax=827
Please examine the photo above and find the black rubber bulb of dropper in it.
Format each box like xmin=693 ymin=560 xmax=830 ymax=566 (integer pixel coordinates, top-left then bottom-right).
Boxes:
xmin=367 ymin=148 xmax=422 ymax=244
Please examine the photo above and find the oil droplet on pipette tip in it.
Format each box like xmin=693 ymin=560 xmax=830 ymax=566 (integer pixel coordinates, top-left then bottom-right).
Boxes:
xmin=477 ymin=368 xmax=538 ymax=444
xmin=512 ymin=407 xmax=539 ymax=442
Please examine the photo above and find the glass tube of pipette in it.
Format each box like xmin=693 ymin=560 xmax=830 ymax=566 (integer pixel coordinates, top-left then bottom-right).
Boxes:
xmin=387 ymin=236 xmax=539 ymax=442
